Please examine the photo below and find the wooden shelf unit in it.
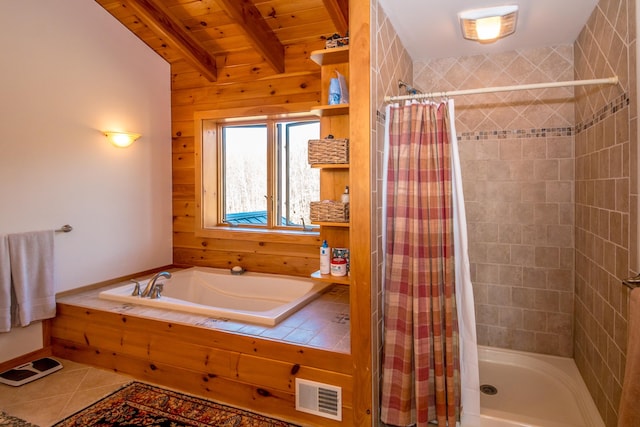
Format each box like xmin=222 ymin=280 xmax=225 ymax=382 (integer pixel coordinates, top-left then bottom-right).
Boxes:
xmin=310 ymin=163 xmax=349 ymax=169
xmin=311 ymin=104 xmax=349 ymax=117
xmin=310 ymin=46 xmax=349 ymax=66
xmin=311 ymin=221 xmax=349 ymax=228
xmin=309 ymin=46 xmax=351 ymax=284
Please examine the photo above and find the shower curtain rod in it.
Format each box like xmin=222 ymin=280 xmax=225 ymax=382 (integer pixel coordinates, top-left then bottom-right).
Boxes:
xmin=384 ymin=76 xmax=619 ymax=102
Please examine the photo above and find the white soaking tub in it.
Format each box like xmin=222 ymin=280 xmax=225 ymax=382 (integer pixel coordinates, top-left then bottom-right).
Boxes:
xmin=99 ymin=266 xmax=330 ymax=326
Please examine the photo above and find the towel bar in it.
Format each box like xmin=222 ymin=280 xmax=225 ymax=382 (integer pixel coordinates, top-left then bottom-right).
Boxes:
xmin=55 ymin=225 xmax=72 ymax=233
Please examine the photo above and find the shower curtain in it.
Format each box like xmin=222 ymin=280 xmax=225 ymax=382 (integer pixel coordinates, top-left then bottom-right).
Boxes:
xmin=380 ymin=99 xmax=479 ymax=427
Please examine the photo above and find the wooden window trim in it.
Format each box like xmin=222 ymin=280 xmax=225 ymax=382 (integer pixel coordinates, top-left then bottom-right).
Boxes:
xmin=194 ymin=106 xmax=320 ymax=246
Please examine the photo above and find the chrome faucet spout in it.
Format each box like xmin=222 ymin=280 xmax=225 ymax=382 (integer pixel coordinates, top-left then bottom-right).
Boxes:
xmin=140 ymin=271 xmax=171 ymax=298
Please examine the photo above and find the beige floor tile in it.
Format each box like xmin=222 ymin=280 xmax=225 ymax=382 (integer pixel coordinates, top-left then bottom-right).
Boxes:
xmin=0 ymin=359 xmax=130 ymax=427
xmin=4 ymin=393 xmax=72 ymax=427
xmin=57 ymin=382 xmax=129 ymax=421
xmin=0 ymin=367 xmax=87 ymax=406
xmin=51 ymin=358 xmax=89 ymax=372
xmin=76 ymin=367 xmax=130 ymax=390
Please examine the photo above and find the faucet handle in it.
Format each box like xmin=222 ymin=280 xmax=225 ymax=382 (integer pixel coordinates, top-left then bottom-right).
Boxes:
xmin=130 ymin=280 xmax=141 ymax=296
xmin=150 ymin=283 xmax=164 ymax=299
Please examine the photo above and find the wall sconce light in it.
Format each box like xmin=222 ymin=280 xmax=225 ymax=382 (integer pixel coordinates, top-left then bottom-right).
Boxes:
xmin=459 ymin=5 xmax=518 ymax=43
xmin=104 ymin=131 xmax=141 ymax=148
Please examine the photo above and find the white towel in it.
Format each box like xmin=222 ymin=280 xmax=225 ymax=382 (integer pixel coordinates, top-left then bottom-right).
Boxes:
xmin=8 ymin=230 xmax=56 ymax=327
xmin=0 ymin=235 xmax=11 ymax=332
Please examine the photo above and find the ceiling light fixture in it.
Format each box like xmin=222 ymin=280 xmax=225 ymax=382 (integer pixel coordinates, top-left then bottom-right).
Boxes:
xmin=104 ymin=131 xmax=141 ymax=148
xmin=459 ymin=5 xmax=518 ymax=44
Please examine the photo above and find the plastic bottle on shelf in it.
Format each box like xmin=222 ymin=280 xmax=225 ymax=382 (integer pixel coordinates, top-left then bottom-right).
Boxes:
xmin=328 ymin=78 xmax=341 ymax=105
xmin=341 ymin=186 xmax=349 ymax=204
xmin=320 ymin=240 xmax=331 ymax=275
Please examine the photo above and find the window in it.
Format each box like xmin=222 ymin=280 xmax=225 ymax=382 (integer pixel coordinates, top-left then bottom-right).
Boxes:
xmin=200 ymin=115 xmax=320 ymax=235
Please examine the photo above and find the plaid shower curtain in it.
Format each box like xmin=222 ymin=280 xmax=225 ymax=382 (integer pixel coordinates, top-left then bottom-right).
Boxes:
xmin=380 ymin=101 xmax=460 ymax=427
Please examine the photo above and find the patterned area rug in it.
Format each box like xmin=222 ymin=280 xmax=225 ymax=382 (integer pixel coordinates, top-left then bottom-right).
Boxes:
xmin=52 ymin=381 xmax=299 ymax=426
xmin=0 ymin=410 xmax=38 ymax=427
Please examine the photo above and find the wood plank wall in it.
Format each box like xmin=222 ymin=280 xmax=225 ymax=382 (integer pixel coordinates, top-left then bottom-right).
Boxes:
xmin=171 ymin=43 xmax=328 ymax=276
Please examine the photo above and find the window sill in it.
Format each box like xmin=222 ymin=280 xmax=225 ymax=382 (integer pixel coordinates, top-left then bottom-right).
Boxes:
xmin=195 ymin=226 xmax=321 ymax=245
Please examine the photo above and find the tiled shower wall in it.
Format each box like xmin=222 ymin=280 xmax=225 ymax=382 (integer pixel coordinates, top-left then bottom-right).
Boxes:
xmin=414 ymin=47 xmax=577 ymax=356
xmin=573 ymin=1 xmax=637 ymax=425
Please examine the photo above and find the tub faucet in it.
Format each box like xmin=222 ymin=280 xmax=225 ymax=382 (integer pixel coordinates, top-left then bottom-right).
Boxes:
xmin=150 ymin=283 xmax=163 ymax=299
xmin=141 ymin=271 xmax=171 ymax=298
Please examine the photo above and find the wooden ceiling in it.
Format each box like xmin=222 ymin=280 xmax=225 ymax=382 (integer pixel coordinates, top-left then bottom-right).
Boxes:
xmin=96 ymin=0 xmax=349 ymax=85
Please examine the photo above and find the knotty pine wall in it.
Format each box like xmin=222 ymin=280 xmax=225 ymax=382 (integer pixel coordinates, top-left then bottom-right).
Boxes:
xmin=52 ymin=303 xmax=354 ymax=426
xmin=170 ymin=44 xmax=325 ymax=277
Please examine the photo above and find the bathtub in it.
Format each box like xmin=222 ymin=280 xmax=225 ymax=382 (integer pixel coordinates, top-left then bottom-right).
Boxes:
xmin=461 ymin=346 xmax=604 ymax=427
xmin=98 ymin=267 xmax=330 ymax=326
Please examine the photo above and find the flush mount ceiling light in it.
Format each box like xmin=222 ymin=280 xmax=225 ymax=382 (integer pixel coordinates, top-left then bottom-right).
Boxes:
xmin=104 ymin=131 xmax=141 ymax=148
xmin=459 ymin=5 xmax=518 ymax=43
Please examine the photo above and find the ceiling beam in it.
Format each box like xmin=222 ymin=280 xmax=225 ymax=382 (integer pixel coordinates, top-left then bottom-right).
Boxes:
xmin=322 ymin=0 xmax=349 ymax=35
xmin=215 ymin=0 xmax=285 ymax=74
xmin=125 ymin=0 xmax=217 ymax=82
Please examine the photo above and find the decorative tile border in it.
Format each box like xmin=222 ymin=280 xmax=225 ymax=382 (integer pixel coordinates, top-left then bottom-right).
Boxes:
xmin=458 ymin=127 xmax=573 ymax=141
xmin=575 ymin=92 xmax=630 ymax=134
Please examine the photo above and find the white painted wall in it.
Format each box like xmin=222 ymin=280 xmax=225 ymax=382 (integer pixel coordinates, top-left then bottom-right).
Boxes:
xmin=0 ymin=0 xmax=172 ymax=362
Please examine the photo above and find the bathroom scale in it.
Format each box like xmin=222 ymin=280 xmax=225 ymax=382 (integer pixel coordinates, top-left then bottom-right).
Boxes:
xmin=0 ymin=357 xmax=63 ymax=386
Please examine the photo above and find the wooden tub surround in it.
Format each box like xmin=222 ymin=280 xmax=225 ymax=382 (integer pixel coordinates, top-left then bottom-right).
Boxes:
xmin=51 ymin=275 xmax=352 ymax=426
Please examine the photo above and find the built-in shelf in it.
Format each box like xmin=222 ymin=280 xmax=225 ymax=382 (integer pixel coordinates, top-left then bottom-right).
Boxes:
xmin=310 ymin=46 xmax=349 ymax=66
xmin=310 ymin=270 xmax=351 ymax=285
xmin=311 ymin=221 xmax=349 ymax=228
xmin=311 ymin=104 xmax=349 ymax=117
xmin=311 ymin=163 xmax=349 ymax=169
xmin=310 ymin=45 xmax=351 ymax=290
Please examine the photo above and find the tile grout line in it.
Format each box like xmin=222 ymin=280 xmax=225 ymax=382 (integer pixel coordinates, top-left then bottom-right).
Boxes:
xmin=51 ymin=366 xmax=92 ymax=423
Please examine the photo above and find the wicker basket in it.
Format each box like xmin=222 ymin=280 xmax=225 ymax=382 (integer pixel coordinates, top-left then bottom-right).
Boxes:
xmin=308 ymin=138 xmax=349 ymax=165
xmin=310 ymin=201 xmax=349 ymax=223
xmin=325 ymin=37 xmax=349 ymax=49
